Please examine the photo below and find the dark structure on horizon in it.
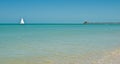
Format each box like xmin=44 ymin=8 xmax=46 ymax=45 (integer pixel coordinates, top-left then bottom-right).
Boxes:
xmin=83 ymin=21 xmax=120 ymax=24
xmin=83 ymin=21 xmax=88 ymax=24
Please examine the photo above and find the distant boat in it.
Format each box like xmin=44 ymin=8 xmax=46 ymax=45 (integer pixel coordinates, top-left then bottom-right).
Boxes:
xmin=20 ymin=18 xmax=25 ymax=24
xmin=83 ymin=21 xmax=88 ymax=24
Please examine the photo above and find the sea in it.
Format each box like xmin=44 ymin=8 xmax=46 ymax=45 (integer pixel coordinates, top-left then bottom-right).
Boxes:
xmin=0 ymin=24 xmax=120 ymax=64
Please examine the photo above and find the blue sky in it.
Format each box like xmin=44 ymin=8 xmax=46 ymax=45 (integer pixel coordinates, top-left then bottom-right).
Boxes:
xmin=0 ymin=0 xmax=120 ymax=23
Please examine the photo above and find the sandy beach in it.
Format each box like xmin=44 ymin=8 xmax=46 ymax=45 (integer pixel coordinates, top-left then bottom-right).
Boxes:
xmin=1 ymin=48 xmax=120 ymax=64
xmin=93 ymin=48 xmax=120 ymax=64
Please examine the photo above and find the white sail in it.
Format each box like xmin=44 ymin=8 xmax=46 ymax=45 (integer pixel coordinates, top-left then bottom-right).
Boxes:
xmin=20 ymin=18 xmax=24 ymax=24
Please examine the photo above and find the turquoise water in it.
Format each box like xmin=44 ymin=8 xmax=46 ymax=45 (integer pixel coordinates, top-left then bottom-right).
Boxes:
xmin=0 ymin=24 xmax=120 ymax=64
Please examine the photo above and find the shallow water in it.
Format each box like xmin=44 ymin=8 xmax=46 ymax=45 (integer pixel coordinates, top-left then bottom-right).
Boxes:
xmin=0 ymin=24 xmax=120 ymax=64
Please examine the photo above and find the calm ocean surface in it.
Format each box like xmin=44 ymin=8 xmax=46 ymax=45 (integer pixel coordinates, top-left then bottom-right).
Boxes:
xmin=0 ymin=24 xmax=120 ymax=64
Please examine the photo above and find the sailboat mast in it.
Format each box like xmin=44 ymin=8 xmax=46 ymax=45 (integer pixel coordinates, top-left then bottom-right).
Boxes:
xmin=20 ymin=18 xmax=24 ymax=24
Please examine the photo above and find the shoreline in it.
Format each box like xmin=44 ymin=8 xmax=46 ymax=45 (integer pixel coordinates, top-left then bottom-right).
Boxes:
xmin=93 ymin=48 xmax=120 ymax=64
xmin=1 ymin=48 xmax=120 ymax=64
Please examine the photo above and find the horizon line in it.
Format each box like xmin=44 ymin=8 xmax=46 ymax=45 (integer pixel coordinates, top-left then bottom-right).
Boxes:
xmin=0 ymin=23 xmax=120 ymax=25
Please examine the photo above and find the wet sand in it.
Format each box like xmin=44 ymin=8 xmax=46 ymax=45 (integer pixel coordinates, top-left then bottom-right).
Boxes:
xmin=1 ymin=48 xmax=120 ymax=64
xmin=93 ymin=48 xmax=120 ymax=64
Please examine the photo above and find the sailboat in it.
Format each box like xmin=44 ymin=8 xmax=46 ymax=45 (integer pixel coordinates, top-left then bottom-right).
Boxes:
xmin=20 ymin=18 xmax=25 ymax=24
